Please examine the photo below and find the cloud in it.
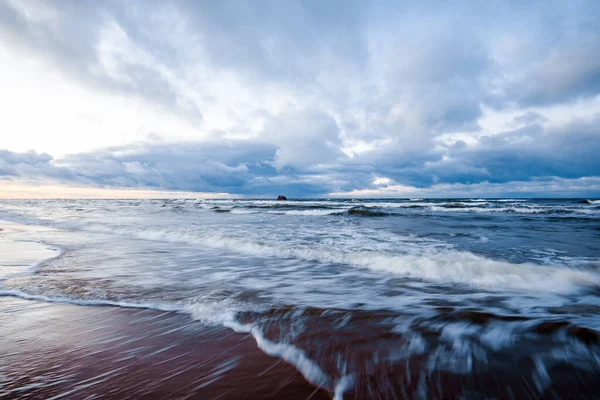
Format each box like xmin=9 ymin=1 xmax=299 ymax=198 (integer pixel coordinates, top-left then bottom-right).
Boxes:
xmin=329 ymin=176 xmax=600 ymax=198
xmin=1 ymin=111 xmax=599 ymax=197
xmin=343 ymin=115 xmax=600 ymax=190
xmin=0 ymin=0 xmax=599 ymax=197
xmin=0 ymin=0 xmax=201 ymax=122
xmin=261 ymin=107 xmax=346 ymax=170
xmin=57 ymin=139 xmax=279 ymax=193
xmin=0 ymin=149 xmax=78 ymax=183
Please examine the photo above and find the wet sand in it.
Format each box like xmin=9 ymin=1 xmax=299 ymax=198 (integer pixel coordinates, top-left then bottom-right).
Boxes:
xmin=0 ymin=222 xmax=322 ymax=399
xmin=0 ymin=297 xmax=330 ymax=399
xmin=2 ymin=220 xmax=599 ymax=399
xmin=0 ymin=222 xmax=58 ymax=279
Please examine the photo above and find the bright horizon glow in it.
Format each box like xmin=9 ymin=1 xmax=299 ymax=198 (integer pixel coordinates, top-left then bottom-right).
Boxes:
xmin=0 ymin=182 xmax=232 ymax=199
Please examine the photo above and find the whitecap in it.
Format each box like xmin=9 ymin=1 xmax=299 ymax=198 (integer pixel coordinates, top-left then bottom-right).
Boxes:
xmin=61 ymin=222 xmax=600 ymax=293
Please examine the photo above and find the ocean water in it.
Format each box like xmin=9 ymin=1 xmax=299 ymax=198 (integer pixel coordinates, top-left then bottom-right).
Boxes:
xmin=1 ymin=198 xmax=599 ymax=398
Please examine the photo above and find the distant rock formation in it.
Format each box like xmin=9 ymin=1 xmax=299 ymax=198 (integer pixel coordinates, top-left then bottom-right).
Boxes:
xmin=277 ymin=195 xmax=288 ymax=201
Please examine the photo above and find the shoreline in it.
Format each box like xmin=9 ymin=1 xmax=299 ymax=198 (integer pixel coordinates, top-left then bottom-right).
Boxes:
xmin=0 ymin=221 xmax=59 ymax=279
xmin=0 ymin=296 xmax=330 ymax=399
xmin=0 ymin=222 xmax=331 ymax=399
xmin=2 ymin=209 xmax=599 ymax=398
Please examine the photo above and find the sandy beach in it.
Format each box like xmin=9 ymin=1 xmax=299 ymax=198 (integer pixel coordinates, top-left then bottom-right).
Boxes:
xmin=0 ymin=223 xmax=329 ymax=399
xmin=1 ymin=199 xmax=599 ymax=399
xmin=0 ymin=296 xmax=330 ymax=399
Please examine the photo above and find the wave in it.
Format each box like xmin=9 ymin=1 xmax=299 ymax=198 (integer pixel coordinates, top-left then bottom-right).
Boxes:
xmin=0 ymin=286 xmax=340 ymax=397
xmin=437 ymin=203 xmax=487 ymax=209
xmin=582 ymin=199 xmax=600 ymax=204
xmin=429 ymin=206 xmax=596 ymax=216
xmin=0 ymin=236 xmax=63 ymax=281
xmin=229 ymin=207 xmax=381 ymax=217
xmin=0 ymin=288 xmax=182 ymax=312
xmin=270 ymin=209 xmax=346 ymax=216
xmin=186 ymin=299 xmax=350 ymax=397
xmin=345 ymin=208 xmax=388 ymax=217
xmin=2 ymin=217 xmax=598 ymax=399
xmin=150 ymin=200 xmax=599 ymax=218
xmin=211 ymin=200 xmax=350 ymax=209
xmin=202 ymin=201 xmax=598 ymax=216
xmin=231 ymin=208 xmax=348 ymax=216
xmin=244 ymin=204 xmax=341 ymax=210
xmin=26 ymin=241 xmax=64 ymax=272
xmin=187 ymin=299 xmax=600 ymax=398
xmin=223 ymin=317 xmax=335 ymax=394
xmin=487 ymin=199 xmax=528 ymax=202
xmin=229 ymin=209 xmax=260 ymax=215
xmin=61 ymin=222 xmax=600 ymax=293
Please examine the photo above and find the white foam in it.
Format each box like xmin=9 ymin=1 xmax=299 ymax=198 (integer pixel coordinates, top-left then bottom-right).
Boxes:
xmin=63 ymin=222 xmax=600 ymax=293
xmin=355 ymin=251 xmax=599 ymax=292
xmin=185 ymin=297 xmax=334 ymax=391
xmin=1 ymin=287 xmax=334 ymax=394
xmin=224 ymin=318 xmax=333 ymax=391
xmin=488 ymin=199 xmax=527 ymax=202
xmin=429 ymin=205 xmax=596 ymax=215
xmin=229 ymin=209 xmax=259 ymax=215
xmin=0 ymin=288 xmax=181 ymax=312
xmin=185 ymin=296 xmax=253 ymax=326
xmin=333 ymin=374 xmax=355 ymax=400
xmin=268 ymin=209 xmax=347 ymax=216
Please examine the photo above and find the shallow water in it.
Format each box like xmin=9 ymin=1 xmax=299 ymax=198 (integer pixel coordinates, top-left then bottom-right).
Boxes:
xmin=1 ymin=198 xmax=599 ymax=398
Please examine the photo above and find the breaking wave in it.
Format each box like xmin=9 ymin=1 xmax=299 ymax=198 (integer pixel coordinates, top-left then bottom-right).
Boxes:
xmin=189 ymin=200 xmax=600 ymax=218
xmin=344 ymin=208 xmax=389 ymax=217
xmin=582 ymin=199 xmax=600 ymax=204
xmin=61 ymin=222 xmax=600 ymax=293
xmin=2 ymin=199 xmax=599 ymax=399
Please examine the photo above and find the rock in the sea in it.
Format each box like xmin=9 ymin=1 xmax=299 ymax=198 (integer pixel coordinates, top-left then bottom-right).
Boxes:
xmin=277 ymin=195 xmax=288 ymax=200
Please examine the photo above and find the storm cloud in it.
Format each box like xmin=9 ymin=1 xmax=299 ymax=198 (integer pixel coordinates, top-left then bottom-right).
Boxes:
xmin=0 ymin=0 xmax=599 ymax=197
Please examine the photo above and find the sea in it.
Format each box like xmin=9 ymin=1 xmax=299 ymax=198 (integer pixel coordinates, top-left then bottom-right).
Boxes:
xmin=1 ymin=198 xmax=599 ymax=398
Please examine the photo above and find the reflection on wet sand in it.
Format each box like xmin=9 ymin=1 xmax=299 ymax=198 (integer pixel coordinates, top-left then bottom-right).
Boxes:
xmin=0 ymin=297 xmax=329 ymax=399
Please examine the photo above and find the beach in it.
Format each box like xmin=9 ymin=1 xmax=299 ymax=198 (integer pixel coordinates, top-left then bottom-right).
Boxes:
xmin=0 ymin=198 xmax=599 ymax=398
xmin=0 ymin=223 xmax=328 ymax=399
xmin=0 ymin=297 xmax=328 ymax=399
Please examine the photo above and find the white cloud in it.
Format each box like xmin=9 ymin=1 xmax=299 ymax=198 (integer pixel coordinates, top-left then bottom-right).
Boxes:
xmin=0 ymin=38 xmax=202 ymax=156
xmin=329 ymin=177 xmax=600 ymax=198
xmin=0 ymin=0 xmax=599 ymax=197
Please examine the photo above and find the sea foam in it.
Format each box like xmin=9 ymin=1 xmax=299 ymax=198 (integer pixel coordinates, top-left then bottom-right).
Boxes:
xmin=63 ymin=222 xmax=600 ymax=293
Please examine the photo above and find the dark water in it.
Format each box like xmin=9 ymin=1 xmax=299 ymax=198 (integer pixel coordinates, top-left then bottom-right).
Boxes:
xmin=1 ymin=198 xmax=599 ymax=398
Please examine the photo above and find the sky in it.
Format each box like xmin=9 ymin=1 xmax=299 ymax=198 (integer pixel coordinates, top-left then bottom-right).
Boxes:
xmin=0 ymin=0 xmax=599 ymax=198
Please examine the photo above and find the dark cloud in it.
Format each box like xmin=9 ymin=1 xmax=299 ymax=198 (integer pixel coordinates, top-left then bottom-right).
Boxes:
xmin=1 ymin=115 xmax=598 ymax=196
xmin=1 ymin=0 xmax=599 ymax=196
xmin=505 ymin=39 xmax=600 ymax=107
xmin=0 ymin=150 xmax=78 ymax=182
xmin=351 ymin=116 xmax=600 ymax=189
xmin=3 ymin=0 xmax=599 ymax=119
xmin=58 ymin=140 xmax=279 ymax=194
